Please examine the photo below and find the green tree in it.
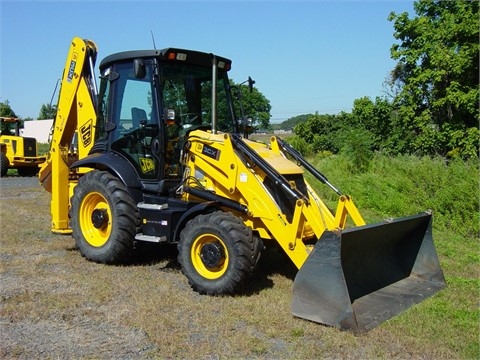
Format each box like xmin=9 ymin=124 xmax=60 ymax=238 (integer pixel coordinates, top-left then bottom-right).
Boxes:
xmin=0 ymin=100 xmax=20 ymax=135
xmin=0 ymin=100 xmax=17 ymax=118
xmin=232 ymin=81 xmax=271 ymax=131
xmin=388 ymin=0 xmax=479 ymax=158
xmin=198 ymin=79 xmax=271 ymax=133
xmin=350 ymin=96 xmax=395 ymax=153
xmin=38 ymin=103 xmax=57 ymax=119
xmin=293 ymin=113 xmax=342 ymax=153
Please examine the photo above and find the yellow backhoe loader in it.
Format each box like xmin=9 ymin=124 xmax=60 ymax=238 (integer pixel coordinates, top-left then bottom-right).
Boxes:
xmin=39 ymin=37 xmax=446 ymax=333
xmin=0 ymin=117 xmax=46 ymax=177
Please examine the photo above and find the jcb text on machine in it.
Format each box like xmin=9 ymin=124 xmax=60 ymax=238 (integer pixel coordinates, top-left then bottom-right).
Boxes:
xmin=39 ymin=38 xmax=446 ymax=333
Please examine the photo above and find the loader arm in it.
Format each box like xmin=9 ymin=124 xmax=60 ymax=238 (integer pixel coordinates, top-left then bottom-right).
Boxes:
xmin=39 ymin=37 xmax=98 ymax=233
xmin=230 ymin=134 xmax=368 ymax=243
xmin=182 ymin=132 xmax=365 ymax=269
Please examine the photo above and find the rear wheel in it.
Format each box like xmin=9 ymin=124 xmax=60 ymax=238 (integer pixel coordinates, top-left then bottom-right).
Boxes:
xmin=70 ymin=170 xmax=139 ymax=264
xmin=178 ymin=211 xmax=262 ymax=295
xmin=0 ymin=152 xmax=9 ymax=177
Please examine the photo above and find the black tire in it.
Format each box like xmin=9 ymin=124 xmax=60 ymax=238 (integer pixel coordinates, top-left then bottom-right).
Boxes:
xmin=17 ymin=166 xmax=39 ymax=177
xmin=178 ymin=211 xmax=262 ymax=295
xmin=0 ymin=152 xmax=9 ymax=177
xmin=70 ymin=170 xmax=139 ymax=264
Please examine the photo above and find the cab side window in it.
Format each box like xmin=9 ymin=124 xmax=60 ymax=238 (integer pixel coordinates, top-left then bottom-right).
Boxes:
xmin=110 ymin=62 xmax=160 ymax=180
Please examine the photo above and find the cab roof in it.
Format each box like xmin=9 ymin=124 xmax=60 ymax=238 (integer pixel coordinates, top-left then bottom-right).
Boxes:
xmin=99 ymin=48 xmax=232 ymax=71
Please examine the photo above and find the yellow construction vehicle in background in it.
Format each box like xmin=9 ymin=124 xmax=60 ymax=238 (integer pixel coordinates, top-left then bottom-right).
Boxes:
xmin=39 ymin=37 xmax=446 ymax=333
xmin=0 ymin=117 xmax=46 ymax=177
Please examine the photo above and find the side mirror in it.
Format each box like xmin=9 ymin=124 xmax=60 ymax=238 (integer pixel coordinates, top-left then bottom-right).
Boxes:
xmin=134 ymin=58 xmax=146 ymax=79
xmin=107 ymin=71 xmax=119 ymax=82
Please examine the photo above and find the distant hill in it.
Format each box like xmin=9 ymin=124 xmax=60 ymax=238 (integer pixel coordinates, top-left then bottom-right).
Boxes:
xmin=271 ymin=114 xmax=313 ymax=131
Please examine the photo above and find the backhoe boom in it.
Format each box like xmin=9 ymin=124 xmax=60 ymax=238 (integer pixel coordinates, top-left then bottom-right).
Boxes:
xmin=39 ymin=37 xmax=98 ymax=233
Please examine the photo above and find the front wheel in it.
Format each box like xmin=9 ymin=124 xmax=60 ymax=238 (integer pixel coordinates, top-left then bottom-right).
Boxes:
xmin=70 ymin=170 xmax=139 ymax=264
xmin=178 ymin=211 xmax=262 ymax=295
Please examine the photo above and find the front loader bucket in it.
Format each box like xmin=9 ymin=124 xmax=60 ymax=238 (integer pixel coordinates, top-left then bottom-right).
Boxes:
xmin=292 ymin=212 xmax=446 ymax=333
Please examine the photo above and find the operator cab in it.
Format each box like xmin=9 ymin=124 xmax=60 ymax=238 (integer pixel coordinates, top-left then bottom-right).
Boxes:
xmin=95 ymin=48 xmax=235 ymax=192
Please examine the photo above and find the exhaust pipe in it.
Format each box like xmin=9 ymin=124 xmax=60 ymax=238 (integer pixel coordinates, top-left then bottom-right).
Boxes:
xmin=292 ymin=212 xmax=446 ymax=333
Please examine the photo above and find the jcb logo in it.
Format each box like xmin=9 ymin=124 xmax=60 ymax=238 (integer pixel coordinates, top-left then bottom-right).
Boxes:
xmin=139 ymin=157 xmax=155 ymax=173
xmin=79 ymin=120 xmax=92 ymax=148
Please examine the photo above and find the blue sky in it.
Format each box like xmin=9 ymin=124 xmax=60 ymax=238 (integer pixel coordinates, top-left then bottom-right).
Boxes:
xmin=1 ymin=0 xmax=414 ymax=122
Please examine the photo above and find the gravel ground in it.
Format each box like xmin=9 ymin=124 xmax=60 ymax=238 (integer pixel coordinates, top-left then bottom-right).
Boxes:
xmin=0 ymin=317 xmax=156 ymax=359
xmin=0 ymin=175 xmax=38 ymax=189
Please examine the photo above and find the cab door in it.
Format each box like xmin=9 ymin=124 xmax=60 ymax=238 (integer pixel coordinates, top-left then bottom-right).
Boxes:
xmin=108 ymin=60 xmax=164 ymax=181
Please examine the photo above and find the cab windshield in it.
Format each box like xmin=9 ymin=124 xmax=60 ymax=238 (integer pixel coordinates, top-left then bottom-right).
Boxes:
xmin=159 ymin=62 xmax=235 ymax=132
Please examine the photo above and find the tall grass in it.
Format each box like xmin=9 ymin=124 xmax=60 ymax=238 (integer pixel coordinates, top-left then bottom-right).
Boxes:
xmin=309 ymin=154 xmax=479 ymax=234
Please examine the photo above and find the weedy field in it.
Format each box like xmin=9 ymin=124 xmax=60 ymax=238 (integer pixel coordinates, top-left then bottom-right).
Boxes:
xmin=0 ymin=154 xmax=478 ymax=359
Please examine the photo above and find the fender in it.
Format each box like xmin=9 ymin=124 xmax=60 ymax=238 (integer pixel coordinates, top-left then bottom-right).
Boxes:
xmin=172 ymin=201 xmax=220 ymax=242
xmin=71 ymin=152 xmax=141 ymax=189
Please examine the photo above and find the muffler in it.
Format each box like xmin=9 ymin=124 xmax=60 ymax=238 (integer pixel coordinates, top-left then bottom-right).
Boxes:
xmin=292 ymin=212 xmax=446 ymax=333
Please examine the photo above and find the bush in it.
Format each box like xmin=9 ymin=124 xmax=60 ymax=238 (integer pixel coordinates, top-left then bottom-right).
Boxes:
xmin=338 ymin=128 xmax=374 ymax=173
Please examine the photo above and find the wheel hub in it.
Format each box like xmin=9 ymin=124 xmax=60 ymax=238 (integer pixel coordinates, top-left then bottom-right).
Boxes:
xmin=200 ymin=242 xmax=225 ymax=269
xmin=91 ymin=208 xmax=108 ymax=229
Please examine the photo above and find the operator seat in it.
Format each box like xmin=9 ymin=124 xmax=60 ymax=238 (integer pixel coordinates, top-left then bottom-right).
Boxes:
xmin=131 ymin=107 xmax=147 ymax=128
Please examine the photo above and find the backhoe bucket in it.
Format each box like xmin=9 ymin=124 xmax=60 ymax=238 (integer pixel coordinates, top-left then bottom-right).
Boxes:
xmin=292 ymin=212 xmax=446 ymax=333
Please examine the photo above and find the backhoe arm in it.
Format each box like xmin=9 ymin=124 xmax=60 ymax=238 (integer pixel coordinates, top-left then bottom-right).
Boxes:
xmin=39 ymin=37 xmax=98 ymax=233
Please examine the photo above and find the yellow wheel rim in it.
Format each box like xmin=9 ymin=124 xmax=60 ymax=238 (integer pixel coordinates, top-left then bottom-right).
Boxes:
xmin=191 ymin=234 xmax=229 ymax=280
xmin=79 ymin=191 xmax=112 ymax=247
